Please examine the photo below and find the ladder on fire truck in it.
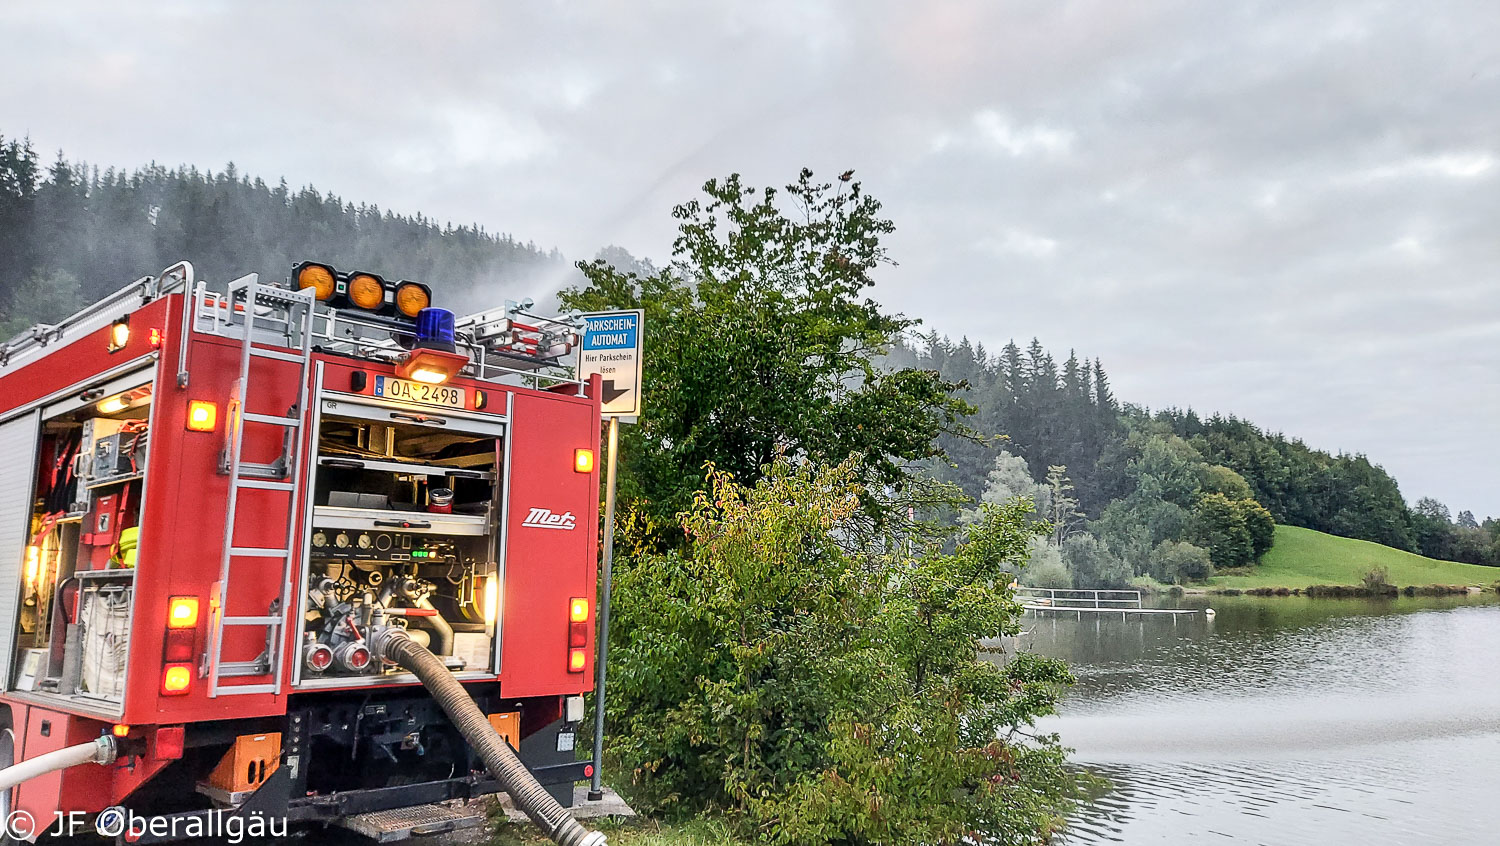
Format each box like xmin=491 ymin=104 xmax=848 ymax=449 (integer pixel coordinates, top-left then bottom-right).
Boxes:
xmin=205 ymin=275 xmax=317 ymax=697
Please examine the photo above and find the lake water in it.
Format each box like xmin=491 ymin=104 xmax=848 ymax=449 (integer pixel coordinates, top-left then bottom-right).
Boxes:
xmin=1021 ymin=594 xmax=1500 ymax=845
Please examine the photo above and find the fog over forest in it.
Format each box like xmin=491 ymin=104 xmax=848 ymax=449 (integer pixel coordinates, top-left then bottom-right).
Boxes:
xmin=1 ymin=137 xmax=1495 ymax=578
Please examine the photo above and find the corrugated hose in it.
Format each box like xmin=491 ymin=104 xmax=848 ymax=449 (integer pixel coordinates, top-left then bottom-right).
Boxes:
xmin=369 ymin=627 xmax=607 ymax=846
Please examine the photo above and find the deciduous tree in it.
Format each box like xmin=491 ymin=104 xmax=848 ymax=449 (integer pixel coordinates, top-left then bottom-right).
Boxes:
xmin=561 ymin=169 xmax=971 ymax=546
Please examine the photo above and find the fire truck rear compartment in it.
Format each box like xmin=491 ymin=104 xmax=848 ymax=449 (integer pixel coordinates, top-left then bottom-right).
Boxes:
xmin=300 ymin=403 xmax=503 ymax=682
xmin=12 ymin=376 xmax=154 ymax=710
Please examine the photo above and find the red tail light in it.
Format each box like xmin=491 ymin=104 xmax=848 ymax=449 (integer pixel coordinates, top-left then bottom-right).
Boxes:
xmin=163 ymin=596 xmax=200 ymax=669
xmin=163 ymin=628 xmax=194 ymax=663
xmin=153 ymin=726 xmax=185 ymax=761
xmin=567 ymin=597 xmax=589 ymax=664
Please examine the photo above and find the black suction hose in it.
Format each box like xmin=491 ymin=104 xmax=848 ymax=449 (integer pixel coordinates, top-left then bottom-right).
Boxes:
xmin=370 ymin=627 xmax=607 ymax=846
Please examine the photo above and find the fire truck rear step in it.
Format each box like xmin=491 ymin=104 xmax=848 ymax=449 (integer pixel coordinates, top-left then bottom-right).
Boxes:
xmin=337 ymin=804 xmax=486 ymax=843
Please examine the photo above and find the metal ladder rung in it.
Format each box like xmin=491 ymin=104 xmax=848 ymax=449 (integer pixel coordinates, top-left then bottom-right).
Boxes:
xmin=213 ymin=682 xmax=279 ymax=694
xmin=243 ymin=411 xmax=300 ymax=427
xmin=223 ymin=615 xmax=282 ymax=625
xmin=249 ymin=346 xmax=307 ymax=363
xmin=236 ymin=462 xmax=287 ymax=478
xmin=229 ymin=546 xmax=291 ymax=558
xmin=234 ymin=478 xmax=295 ymax=492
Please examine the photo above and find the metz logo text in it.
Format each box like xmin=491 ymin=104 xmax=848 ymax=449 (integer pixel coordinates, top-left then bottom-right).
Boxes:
xmin=522 ymin=508 xmax=576 ymax=530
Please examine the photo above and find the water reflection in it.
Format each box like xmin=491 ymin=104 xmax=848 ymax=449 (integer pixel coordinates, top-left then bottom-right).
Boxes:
xmin=1013 ymin=595 xmax=1500 ymax=845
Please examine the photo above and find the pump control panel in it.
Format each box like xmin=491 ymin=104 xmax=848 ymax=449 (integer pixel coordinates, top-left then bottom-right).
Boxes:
xmin=309 ymin=529 xmax=435 ymax=559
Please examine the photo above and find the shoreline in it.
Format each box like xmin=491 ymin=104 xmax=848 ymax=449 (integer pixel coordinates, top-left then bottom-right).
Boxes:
xmin=1170 ymin=583 xmax=1500 ymax=598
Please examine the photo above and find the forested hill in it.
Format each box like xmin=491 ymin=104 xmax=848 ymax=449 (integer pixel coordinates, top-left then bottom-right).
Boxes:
xmin=0 ymin=134 xmax=568 ymax=336
xmin=888 ymin=334 xmax=1500 ymax=586
xmin=4 ymin=138 xmax=1493 ymax=583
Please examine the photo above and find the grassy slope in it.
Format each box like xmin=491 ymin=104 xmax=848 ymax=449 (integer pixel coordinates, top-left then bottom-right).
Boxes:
xmin=1210 ymin=525 xmax=1500 ymax=589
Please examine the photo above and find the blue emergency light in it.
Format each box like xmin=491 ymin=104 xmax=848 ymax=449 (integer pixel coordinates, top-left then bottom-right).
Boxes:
xmin=414 ymin=308 xmax=456 ymax=352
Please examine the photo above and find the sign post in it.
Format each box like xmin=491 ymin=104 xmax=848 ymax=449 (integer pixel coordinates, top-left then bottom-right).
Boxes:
xmin=576 ymin=310 xmax=643 ymax=801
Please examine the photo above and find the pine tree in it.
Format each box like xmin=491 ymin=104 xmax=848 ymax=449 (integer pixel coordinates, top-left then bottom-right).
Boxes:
xmin=0 ymin=146 xmax=568 ymax=331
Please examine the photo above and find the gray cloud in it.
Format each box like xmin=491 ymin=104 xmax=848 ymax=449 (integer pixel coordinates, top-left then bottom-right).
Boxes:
xmin=2 ymin=0 xmax=1497 ymax=515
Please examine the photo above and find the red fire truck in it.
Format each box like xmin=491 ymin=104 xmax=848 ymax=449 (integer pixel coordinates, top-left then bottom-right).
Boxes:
xmin=0 ymin=262 xmax=608 ymax=844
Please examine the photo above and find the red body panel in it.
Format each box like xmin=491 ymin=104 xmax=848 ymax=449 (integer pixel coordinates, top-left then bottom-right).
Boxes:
xmin=0 ymin=292 xmax=603 ymax=817
xmin=500 ymin=392 xmax=601 ymax=692
xmin=12 ymin=705 xmax=171 ymax=822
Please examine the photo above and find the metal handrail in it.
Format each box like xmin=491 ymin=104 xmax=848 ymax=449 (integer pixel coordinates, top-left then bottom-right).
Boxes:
xmin=1014 ymin=587 xmax=1143 ymax=609
xmin=189 ymin=283 xmax=585 ymax=390
xmin=0 ymin=270 xmax=163 ymax=372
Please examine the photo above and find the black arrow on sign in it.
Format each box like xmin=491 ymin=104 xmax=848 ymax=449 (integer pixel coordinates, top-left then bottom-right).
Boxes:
xmin=601 ymin=380 xmax=631 ymax=405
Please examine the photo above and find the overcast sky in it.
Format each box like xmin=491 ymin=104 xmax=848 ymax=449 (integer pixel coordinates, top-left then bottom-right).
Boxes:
xmin=3 ymin=1 xmax=1498 ymax=517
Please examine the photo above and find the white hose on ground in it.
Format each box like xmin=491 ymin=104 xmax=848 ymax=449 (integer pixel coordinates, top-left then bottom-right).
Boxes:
xmin=0 ymin=735 xmax=116 ymax=793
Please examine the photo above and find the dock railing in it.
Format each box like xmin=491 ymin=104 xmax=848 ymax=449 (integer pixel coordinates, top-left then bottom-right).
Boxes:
xmin=1014 ymin=587 xmax=1143 ymax=610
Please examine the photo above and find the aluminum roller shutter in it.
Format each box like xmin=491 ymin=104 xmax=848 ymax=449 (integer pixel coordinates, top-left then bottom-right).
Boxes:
xmin=0 ymin=410 xmax=40 ymax=687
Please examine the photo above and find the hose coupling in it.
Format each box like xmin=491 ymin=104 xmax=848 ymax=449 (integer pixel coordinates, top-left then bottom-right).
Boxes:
xmin=366 ymin=624 xmax=412 ymax=665
xmin=91 ymin=734 xmax=118 ymax=765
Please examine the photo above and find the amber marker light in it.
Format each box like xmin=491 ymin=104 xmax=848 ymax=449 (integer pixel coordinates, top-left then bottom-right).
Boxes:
xmin=574 ymin=449 xmax=594 ymax=473
xmin=161 ymin=664 xmax=193 ymax=695
xmin=347 ymin=272 xmax=387 ymax=311
xmin=570 ymin=597 xmax=589 ymax=623
xmin=394 ymin=281 xmax=431 ymax=318
xmin=112 ymin=724 xmax=130 ymax=738
xmin=186 ymin=400 xmax=217 ymax=432
xmin=108 ymin=319 xmax=130 ymax=352
xmin=568 ymin=648 xmax=587 ymax=673
xmin=294 ymin=261 xmax=338 ymax=301
xmin=167 ymin=596 xmax=200 ymax=628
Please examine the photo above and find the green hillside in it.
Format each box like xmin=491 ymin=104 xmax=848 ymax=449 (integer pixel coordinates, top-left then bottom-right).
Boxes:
xmin=1210 ymin=525 xmax=1499 ymax=589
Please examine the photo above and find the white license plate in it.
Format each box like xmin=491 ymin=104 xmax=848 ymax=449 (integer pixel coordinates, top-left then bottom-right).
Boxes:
xmin=374 ymin=377 xmax=466 ymax=409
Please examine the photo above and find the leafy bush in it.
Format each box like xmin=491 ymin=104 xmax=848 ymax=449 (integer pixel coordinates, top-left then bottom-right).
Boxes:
xmin=1060 ymin=533 xmax=1132 ymax=588
xmin=1025 ymin=555 xmax=1074 ymax=590
xmin=1190 ymin=493 xmax=1275 ymax=570
xmin=604 ymin=460 xmax=1081 ymax=844
xmin=1233 ymin=499 xmax=1276 ymax=560
xmin=1022 ymin=537 xmax=1072 ymax=589
xmin=1152 ymin=540 xmax=1214 ymax=584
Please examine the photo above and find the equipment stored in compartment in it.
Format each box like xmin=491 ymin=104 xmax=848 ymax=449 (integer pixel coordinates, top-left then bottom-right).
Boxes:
xmin=300 ymin=401 xmax=501 ymax=679
xmin=90 ymin=426 xmax=149 ymax=480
